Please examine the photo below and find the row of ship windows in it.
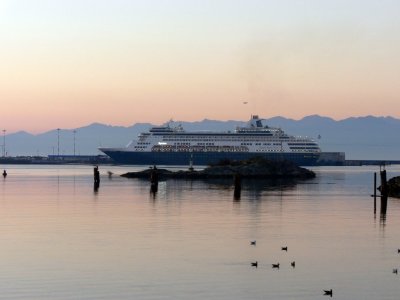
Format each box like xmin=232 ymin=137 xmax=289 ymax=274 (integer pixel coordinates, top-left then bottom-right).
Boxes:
xmin=289 ymin=147 xmax=320 ymax=150
xmin=255 ymin=149 xmax=284 ymax=152
xmin=137 ymin=143 xmax=316 ymax=148
xmin=253 ymin=149 xmax=316 ymax=152
xmin=175 ymin=143 xmax=215 ymax=146
xmin=141 ymin=143 xmax=295 ymax=149
xmin=159 ymin=140 xmax=301 ymax=144
xmin=138 ymin=143 xmax=281 ymax=147
xmin=137 ymin=142 xmax=316 ymax=148
xmin=161 ymin=138 xmax=293 ymax=142
xmin=151 ymin=145 xmax=250 ymax=153
xmin=241 ymin=142 xmax=282 ymax=146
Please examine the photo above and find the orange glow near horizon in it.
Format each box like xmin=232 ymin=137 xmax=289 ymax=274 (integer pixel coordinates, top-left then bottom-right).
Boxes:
xmin=1 ymin=1 xmax=400 ymax=134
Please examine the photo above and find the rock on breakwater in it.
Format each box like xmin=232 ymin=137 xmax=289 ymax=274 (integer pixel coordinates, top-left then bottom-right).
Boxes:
xmin=121 ymin=157 xmax=315 ymax=180
xmin=385 ymin=176 xmax=400 ymax=198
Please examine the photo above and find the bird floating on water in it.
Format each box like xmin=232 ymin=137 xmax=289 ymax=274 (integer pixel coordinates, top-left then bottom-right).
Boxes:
xmin=323 ymin=289 xmax=333 ymax=297
xmin=272 ymin=263 xmax=280 ymax=269
xmin=250 ymin=240 xmax=256 ymax=246
xmin=291 ymin=261 xmax=295 ymax=268
xmin=281 ymin=246 xmax=288 ymax=251
xmin=251 ymin=261 xmax=258 ymax=268
xmin=393 ymin=268 xmax=398 ymax=274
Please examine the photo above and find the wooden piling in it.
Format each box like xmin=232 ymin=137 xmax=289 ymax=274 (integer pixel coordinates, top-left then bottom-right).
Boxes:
xmin=380 ymin=169 xmax=388 ymax=196
xmin=380 ymin=169 xmax=388 ymax=216
xmin=150 ymin=167 xmax=159 ymax=194
xmin=93 ymin=166 xmax=100 ymax=186
xmin=233 ymin=173 xmax=241 ymax=200
xmin=374 ymin=172 xmax=377 ymax=214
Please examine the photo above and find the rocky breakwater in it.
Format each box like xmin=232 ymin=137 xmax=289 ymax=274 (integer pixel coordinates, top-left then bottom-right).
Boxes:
xmin=120 ymin=157 xmax=315 ymax=180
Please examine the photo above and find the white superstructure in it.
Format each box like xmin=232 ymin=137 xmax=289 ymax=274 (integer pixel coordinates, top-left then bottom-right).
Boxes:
xmin=125 ymin=115 xmax=320 ymax=154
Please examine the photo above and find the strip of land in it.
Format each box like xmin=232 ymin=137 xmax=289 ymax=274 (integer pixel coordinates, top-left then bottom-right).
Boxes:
xmin=121 ymin=158 xmax=315 ymax=179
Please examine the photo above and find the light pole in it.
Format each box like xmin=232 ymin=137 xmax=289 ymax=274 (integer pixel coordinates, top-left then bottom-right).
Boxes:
xmin=73 ymin=130 xmax=76 ymax=157
xmin=57 ymin=128 xmax=60 ymax=157
xmin=2 ymin=129 xmax=5 ymax=157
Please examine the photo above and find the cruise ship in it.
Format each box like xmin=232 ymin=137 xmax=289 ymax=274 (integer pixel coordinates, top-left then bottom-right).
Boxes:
xmin=99 ymin=115 xmax=321 ymax=166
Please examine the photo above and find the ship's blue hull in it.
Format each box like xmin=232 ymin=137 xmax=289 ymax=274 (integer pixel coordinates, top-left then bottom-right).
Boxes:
xmin=101 ymin=150 xmax=320 ymax=166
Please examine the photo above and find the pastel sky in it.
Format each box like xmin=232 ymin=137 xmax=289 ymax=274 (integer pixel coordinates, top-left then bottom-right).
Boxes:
xmin=1 ymin=0 xmax=400 ymax=133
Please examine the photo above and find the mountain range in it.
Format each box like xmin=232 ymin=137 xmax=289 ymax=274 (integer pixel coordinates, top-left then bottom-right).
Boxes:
xmin=3 ymin=115 xmax=400 ymax=160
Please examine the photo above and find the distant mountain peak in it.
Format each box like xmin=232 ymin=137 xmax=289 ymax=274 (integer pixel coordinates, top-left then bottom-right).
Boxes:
xmin=10 ymin=130 xmax=34 ymax=137
xmin=301 ymin=115 xmax=335 ymax=122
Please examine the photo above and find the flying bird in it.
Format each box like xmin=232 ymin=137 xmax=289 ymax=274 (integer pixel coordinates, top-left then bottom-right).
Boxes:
xmin=281 ymin=246 xmax=288 ymax=251
xmin=251 ymin=261 xmax=258 ymax=268
xmin=323 ymin=289 xmax=333 ymax=297
xmin=291 ymin=261 xmax=295 ymax=268
xmin=272 ymin=263 xmax=280 ymax=269
xmin=250 ymin=240 xmax=256 ymax=246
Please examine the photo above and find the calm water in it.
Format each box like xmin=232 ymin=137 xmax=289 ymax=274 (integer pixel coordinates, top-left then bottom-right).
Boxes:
xmin=0 ymin=164 xmax=399 ymax=299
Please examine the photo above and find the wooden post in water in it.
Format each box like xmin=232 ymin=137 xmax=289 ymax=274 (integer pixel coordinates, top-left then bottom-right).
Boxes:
xmin=374 ymin=172 xmax=377 ymax=214
xmin=93 ymin=166 xmax=100 ymax=190
xmin=380 ymin=168 xmax=388 ymax=216
xmin=233 ymin=173 xmax=241 ymax=200
xmin=150 ymin=166 xmax=158 ymax=194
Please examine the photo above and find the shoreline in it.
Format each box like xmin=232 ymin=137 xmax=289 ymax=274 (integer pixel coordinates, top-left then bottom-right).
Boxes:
xmin=0 ymin=156 xmax=400 ymax=166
